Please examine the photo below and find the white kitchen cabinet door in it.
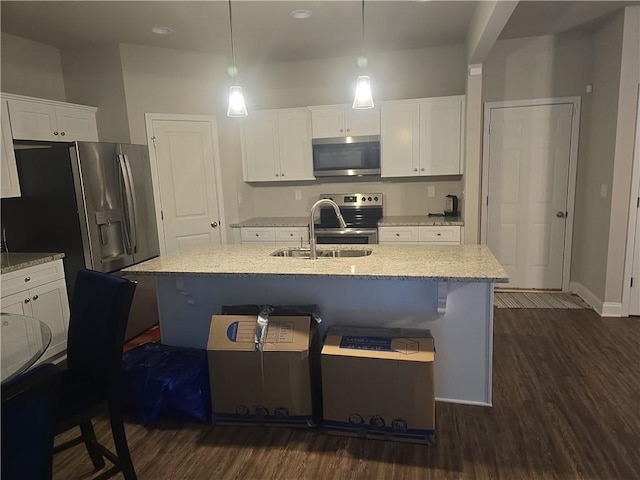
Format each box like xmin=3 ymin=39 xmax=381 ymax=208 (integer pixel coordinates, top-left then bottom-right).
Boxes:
xmin=55 ymin=105 xmax=99 ymax=141
xmin=1 ymin=100 xmax=21 ymax=198
xmin=310 ymin=107 xmax=345 ymax=138
xmin=381 ymin=102 xmax=420 ymax=178
xmin=28 ymin=278 xmax=70 ymax=357
xmin=345 ymin=107 xmax=380 ymax=136
xmin=243 ymin=111 xmax=280 ymax=181
xmin=1 ymin=291 xmax=32 ymax=316
xmin=420 ymin=96 xmax=464 ymax=176
xmin=7 ymin=99 xmax=58 ymax=141
xmin=278 ymin=109 xmax=314 ymax=181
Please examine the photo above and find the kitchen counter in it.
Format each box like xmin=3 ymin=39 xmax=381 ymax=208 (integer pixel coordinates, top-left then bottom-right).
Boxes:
xmin=124 ymin=243 xmax=507 ymax=283
xmin=230 ymin=215 xmax=464 ymax=228
xmin=127 ymin=243 xmax=506 ymax=406
xmin=378 ymin=215 xmax=464 ymax=226
xmin=229 ymin=217 xmax=308 ymax=228
xmin=1 ymin=252 xmax=65 ymax=275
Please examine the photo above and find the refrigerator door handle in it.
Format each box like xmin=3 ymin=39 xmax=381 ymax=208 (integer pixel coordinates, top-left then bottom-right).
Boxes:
xmin=117 ymin=153 xmax=138 ymax=254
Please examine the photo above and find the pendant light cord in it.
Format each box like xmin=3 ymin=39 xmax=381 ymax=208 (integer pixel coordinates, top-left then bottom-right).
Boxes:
xmin=361 ymin=0 xmax=365 ymax=58
xmin=228 ymin=0 xmax=237 ymax=80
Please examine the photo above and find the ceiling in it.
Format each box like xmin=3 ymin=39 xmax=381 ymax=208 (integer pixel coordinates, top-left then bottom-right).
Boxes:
xmin=1 ymin=1 xmax=638 ymax=64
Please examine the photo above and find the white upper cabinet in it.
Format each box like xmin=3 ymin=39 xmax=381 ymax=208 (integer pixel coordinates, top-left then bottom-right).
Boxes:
xmin=381 ymin=102 xmax=420 ymax=177
xmin=242 ymin=108 xmax=314 ymax=182
xmin=381 ymin=95 xmax=464 ymax=178
xmin=1 ymin=100 xmax=20 ymax=198
xmin=420 ymin=96 xmax=464 ymax=176
xmin=5 ymin=94 xmax=98 ymax=142
xmin=309 ymin=105 xmax=380 ymax=138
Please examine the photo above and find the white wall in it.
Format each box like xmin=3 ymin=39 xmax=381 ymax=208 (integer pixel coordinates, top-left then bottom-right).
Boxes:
xmin=0 ymin=32 xmax=65 ymax=101
xmin=61 ymin=44 xmax=131 ymax=143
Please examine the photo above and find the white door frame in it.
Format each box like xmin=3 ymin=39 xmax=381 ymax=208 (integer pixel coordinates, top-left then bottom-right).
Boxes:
xmin=481 ymin=97 xmax=581 ymax=292
xmin=622 ymin=87 xmax=640 ymax=317
xmin=144 ymin=113 xmax=227 ymax=255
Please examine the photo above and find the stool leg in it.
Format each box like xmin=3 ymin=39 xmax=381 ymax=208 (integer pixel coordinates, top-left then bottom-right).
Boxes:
xmin=79 ymin=421 xmax=106 ymax=470
xmin=109 ymin=403 xmax=137 ymax=480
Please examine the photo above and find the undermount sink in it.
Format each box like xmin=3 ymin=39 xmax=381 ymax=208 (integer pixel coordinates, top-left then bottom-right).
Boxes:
xmin=270 ymin=248 xmax=372 ymax=258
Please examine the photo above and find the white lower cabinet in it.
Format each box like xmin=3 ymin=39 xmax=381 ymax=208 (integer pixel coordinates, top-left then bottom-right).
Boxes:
xmin=0 ymin=259 xmax=70 ymax=364
xmin=240 ymin=226 xmax=309 ymax=246
xmin=379 ymin=226 xmax=461 ymax=245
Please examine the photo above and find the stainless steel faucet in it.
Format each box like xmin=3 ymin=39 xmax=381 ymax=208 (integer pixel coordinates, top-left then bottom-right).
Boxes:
xmin=309 ymin=199 xmax=347 ymax=260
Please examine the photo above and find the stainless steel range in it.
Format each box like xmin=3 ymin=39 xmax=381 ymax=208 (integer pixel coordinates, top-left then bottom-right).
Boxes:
xmin=314 ymin=193 xmax=383 ymax=244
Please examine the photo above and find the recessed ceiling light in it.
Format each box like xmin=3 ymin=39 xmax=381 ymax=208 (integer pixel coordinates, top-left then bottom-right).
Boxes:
xmin=290 ymin=9 xmax=312 ymax=19
xmin=151 ymin=26 xmax=173 ymax=35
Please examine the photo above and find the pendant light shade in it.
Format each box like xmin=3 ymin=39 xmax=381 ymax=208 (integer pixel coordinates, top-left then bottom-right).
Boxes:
xmin=353 ymin=75 xmax=374 ymax=109
xmin=227 ymin=85 xmax=248 ymax=117
xmin=352 ymin=1 xmax=374 ymax=109
xmin=226 ymin=0 xmax=247 ymax=117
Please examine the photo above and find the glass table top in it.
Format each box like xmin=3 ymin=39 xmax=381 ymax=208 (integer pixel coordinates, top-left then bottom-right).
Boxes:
xmin=1 ymin=312 xmax=52 ymax=384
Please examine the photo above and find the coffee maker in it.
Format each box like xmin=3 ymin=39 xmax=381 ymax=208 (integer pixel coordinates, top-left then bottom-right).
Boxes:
xmin=444 ymin=195 xmax=459 ymax=217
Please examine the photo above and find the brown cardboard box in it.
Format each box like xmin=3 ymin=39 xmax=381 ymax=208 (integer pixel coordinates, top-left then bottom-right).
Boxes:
xmin=207 ymin=314 xmax=317 ymax=427
xmin=321 ymin=326 xmax=435 ymax=444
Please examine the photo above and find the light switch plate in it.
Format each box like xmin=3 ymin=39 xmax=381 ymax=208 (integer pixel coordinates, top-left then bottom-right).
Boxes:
xmin=295 ymin=189 xmax=302 ymax=201
xmin=600 ymin=184 xmax=608 ymax=198
xmin=427 ymin=186 xmax=436 ymax=198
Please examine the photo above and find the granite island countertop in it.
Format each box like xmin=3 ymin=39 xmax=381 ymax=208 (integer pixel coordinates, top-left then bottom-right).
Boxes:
xmin=229 ymin=217 xmax=309 ymax=228
xmin=1 ymin=252 xmax=65 ymax=275
xmin=124 ymin=243 xmax=507 ymax=283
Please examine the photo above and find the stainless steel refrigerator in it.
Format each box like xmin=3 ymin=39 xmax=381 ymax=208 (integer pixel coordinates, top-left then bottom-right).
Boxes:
xmin=1 ymin=141 xmax=161 ymax=339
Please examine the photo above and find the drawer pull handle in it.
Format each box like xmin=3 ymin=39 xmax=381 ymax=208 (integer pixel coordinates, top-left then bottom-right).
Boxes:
xmin=25 ymin=276 xmax=31 ymax=282
xmin=32 ymin=295 xmax=39 ymax=301
xmin=396 ymin=233 xmax=400 ymax=236
xmin=436 ymin=233 xmax=441 ymax=236
xmin=255 ymin=233 xmax=259 ymax=237
xmin=24 ymin=298 xmax=30 ymax=304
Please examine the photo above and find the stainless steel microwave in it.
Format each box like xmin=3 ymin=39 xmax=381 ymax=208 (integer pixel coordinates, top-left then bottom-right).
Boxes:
xmin=312 ymin=135 xmax=380 ymax=177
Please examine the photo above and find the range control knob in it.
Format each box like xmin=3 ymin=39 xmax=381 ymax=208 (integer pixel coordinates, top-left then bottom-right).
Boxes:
xmin=368 ymin=196 xmax=372 ymax=201
xmin=374 ymin=196 xmax=379 ymax=201
xmin=362 ymin=197 xmax=366 ymax=202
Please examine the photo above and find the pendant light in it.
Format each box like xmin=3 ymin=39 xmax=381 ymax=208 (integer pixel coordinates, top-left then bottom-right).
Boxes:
xmin=352 ymin=0 xmax=374 ymax=109
xmin=226 ymin=0 xmax=247 ymax=117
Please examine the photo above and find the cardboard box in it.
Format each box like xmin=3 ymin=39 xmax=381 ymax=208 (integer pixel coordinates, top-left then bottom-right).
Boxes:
xmin=321 ymin=326 xmax=435 ymax=444
xmin=207 ymin=314 xmax=317 ymax=427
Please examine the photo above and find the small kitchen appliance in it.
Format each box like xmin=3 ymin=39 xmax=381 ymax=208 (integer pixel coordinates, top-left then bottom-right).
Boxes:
xmin=444 ymin=195 xmax=459 ymax=217
xmin=314 ymin=193 xmax=383 ymax=244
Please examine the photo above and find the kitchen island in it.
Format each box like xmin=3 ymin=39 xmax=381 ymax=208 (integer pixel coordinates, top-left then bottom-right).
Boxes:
xmin=124 ymin=243 xmax=508 ymax=406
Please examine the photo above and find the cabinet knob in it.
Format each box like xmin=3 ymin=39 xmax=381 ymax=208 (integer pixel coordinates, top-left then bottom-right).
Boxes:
xmin=24 ymin=298 xmax=30 ymax=304
xmin=346 ymin=129 xmax=350 ymax=132
xmin=53 ymin=131 xmax=59 ymax=136
xmin=281 ymin=173 xmax=285 ymax=177
xmin=290 ymin=233 xmax=294 ymax=236
xmin=25 ymin=276 xmax=31 ymax=282
xmin=421 ymin=168 xmax=425 ymax=171
xmin=255 ymin=233 xmax=259 ymax=237
xmin=396 ymin=233 xmax=400 ymax=236
xmin=275 ymin=173 xmax=279 ymax=177
xmin=436 ymin=233 xmax=441 ymax=236
xmin=32 ymin=295 xmax=39 ymax=300
xmin=60 ymin=132 xmax=66 ymax=136
xmin=339 ymin=129 xmax=344 ymax=133
xmin=413 ymin=168 xmax=418 ymax=172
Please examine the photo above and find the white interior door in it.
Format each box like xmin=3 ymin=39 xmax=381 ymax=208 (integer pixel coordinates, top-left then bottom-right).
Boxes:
xmin=486 ymin=103 xmax=573 ymax=289
xmin=148 ymin=117 xmax=225 ymax=254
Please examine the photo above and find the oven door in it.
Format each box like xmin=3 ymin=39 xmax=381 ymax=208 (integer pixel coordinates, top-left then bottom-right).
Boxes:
xmin=314 ymin=228 xmax=378 ymax=245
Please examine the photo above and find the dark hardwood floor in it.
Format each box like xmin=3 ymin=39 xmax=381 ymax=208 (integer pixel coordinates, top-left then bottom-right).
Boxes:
xmin=52 ymin=308 xmax=640 ymax=479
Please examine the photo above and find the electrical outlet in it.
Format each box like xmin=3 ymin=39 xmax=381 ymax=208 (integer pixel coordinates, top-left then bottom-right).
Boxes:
xmin=295 ymin=189 xmax=302 ymax=201
xmin=600 ymin=184 xmax=608 ymax=198
xmin=427 ymin=185 xmax=436 ymax=198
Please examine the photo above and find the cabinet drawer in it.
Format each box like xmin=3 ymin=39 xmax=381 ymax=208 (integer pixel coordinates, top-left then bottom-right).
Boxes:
xmin=378 ymin=226 xmax=420 ymax=243
xmin=1 ymin=259 xmax=66 ymax=297
xmin=241 ymin=227 xmax=276 ymax=243
xmin=418 ymin=226 xmax=461 ymax=243
xmin=275 ymin=227 xmax=308 ymax=244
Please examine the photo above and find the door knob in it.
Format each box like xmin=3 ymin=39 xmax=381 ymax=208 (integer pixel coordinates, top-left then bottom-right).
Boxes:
xmin=556 ymin=211 xmax=566 ymax=218
xmin=211 ymin=222 xmax=218 ymax=228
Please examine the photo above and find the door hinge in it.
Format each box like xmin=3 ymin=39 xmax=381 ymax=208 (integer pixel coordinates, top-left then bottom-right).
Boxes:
xmin=151 ymin=136 xmax=158 ymax=149
xmin=161 ymin=210 xmax=164 ymax=220
xmin=637 ymin=197 xmax=639 ymax=208
xmin=631 ymin=277 xmax=634 ymax=288
xmin=486 ymin=196 xmax=489 ymax=206
xmin=489 ymin=123 xmax=492 ymax=135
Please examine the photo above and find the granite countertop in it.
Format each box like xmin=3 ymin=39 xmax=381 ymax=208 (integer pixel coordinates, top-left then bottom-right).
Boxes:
xmin=1 ymin=252 xmax=65 ymax=275
xmin=378 ymin=215 xmax=464 ymax=226
xmin=124 ymin=244 xmax=508 ymax=283
xmin=230 ymin=217 xmax=309 ymax=228
xmin=231 ymin=216 xmax=464 ymax=228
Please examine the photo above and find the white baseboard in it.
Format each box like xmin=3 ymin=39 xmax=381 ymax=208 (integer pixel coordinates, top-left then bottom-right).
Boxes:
xmin=569 ymin=282 xmax=623 ymax=317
